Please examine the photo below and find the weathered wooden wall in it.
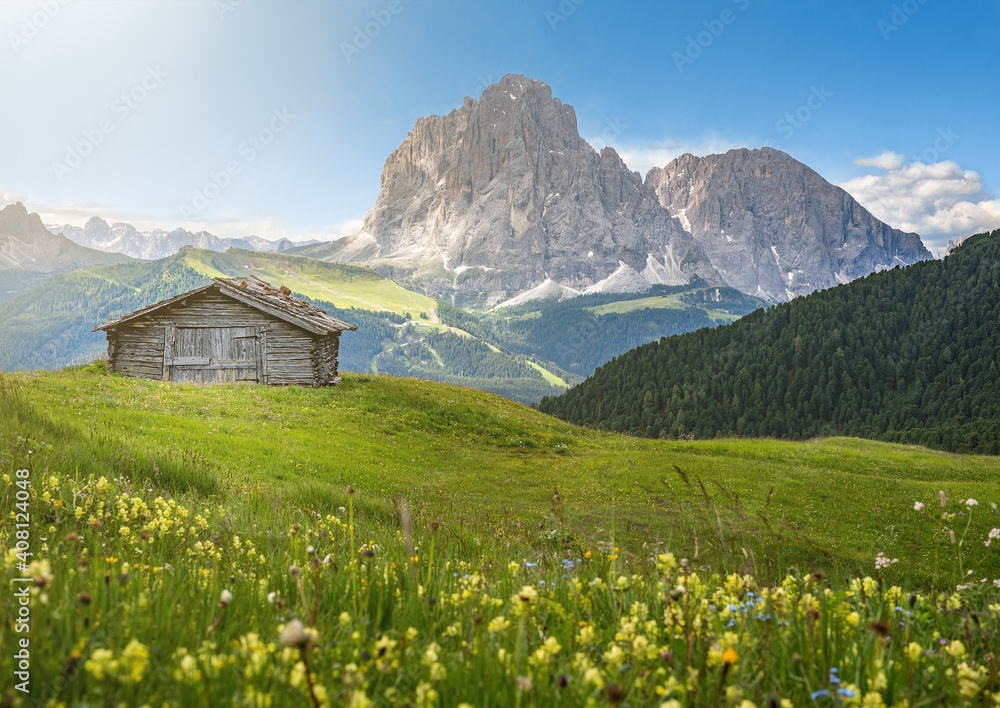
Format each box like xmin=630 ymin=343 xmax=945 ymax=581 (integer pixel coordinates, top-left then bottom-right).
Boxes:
xmin=106 ymin=289 xmax=343 ymax=386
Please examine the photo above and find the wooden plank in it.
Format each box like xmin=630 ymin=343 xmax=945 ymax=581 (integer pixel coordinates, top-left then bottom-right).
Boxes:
xmin=170 ymin=362 xmax=258 ymax=371
xmin=170 ymin=357 xmax=211 ymax=366
xmin=162 ymin=328 xmax=172 ymax=381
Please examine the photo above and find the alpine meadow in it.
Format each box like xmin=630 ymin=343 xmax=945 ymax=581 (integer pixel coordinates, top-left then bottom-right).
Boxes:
xmin=3 ymin=2 xmax=1000 ymax=707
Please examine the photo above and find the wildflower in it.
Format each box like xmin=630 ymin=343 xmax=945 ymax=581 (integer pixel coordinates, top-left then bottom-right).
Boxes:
xmin=874 ymin=553 xmax=898 ymax=570
xmin=118 ymin=639 xmax=149 ymax=683
xmin=281 ymin=619 xmax=310 ymax=649
xmin=220 ymin=589 xmax=233 ymax=606
xmin=289 ymin=565 xmax=301 ymax=578
xmin=517 ymin=585 xmax=538 ymax=604
xmin=966 ymin=498 xmax=978 ymax=507
xmin=516 ymin=676 xmax=532 ymax=691
xmin=945 ymin=639 xmax=966 ymax=658
xmin=267 ymin=592 xmax=277 ymax=604
xmin=722 ymin=648 xmax=738 ymax=665
xmin=84 ymin=648 xmax=118 ymax=681
xmin=950 ymin=530 xmax=957 ymax=545
xmin=906 ymin=642 xmax=923 ymax=661
xmin=913 ymin=502 xmax=924 ymax=511
xmin=861 ymin=692 xmax=886 ymax=708
xmin=939 ymin=490 xmax=946 ymax=507
xmin=487 ymin=616 xmax=510 ymax=634
xmin=810 ymin=689 xmax=830 ymax=699
xmin=583 ymin=666 xmax=604 ymax=690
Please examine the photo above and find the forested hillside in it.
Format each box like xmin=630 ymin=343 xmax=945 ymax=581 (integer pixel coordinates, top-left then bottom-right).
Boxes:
xmin=439 ymin=280 xmax=765 ymax=377
xmin=0 ymin=258 xmax=210 ymax=370
xmin=539 ymin=229 xmax=1000 ymax=455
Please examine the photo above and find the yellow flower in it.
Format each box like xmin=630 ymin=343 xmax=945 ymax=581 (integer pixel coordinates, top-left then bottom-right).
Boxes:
xmin=84 ymin=648 xmax=118 ymax=681
xmin=722 ymin=648 xmax=738 ymax=665
xmin=118 ymin=639 xmax=149 ymax=683
xmin=905 ymin=642 xmax=923 ymax=662
xmin=945 ymin=640 xmax=966 ymax=658
xmin=861 ymin=692 xmax=885 ymax=708
xmin=487 ymin=616 xmax=510 ymax=634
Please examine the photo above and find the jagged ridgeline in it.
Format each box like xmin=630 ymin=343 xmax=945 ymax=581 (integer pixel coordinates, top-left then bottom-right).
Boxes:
xmin=539 ymin=229 xmax=1000 ymax=455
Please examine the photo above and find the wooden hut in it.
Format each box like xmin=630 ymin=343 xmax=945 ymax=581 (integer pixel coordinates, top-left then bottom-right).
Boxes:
xmin=94 ymin=276 xmax=356 ymax=386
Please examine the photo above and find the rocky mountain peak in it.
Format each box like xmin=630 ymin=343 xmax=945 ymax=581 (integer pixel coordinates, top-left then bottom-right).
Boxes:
xmin=338 ymin=74 xmax=714 ymax=299
xmin=646 ymin=147 xmax=931 ymax=301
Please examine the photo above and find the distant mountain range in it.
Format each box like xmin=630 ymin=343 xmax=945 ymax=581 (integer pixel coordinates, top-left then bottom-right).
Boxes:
xmin=48 ymin=216 xmax=318 ymax=261
xmin=0 ymin=202 xmax=133 ymax=299
xmin=291 ymin=74 xmax=931 ymax=304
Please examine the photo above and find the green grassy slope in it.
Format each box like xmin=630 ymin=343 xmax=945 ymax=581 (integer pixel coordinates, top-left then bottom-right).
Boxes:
xmin=3 ymin=368 xmax=999 ymax=706
xmin=9 ymin=366 xmax=999 ymax=585
xmin=178 ymin=248 xmax=438 ymax=316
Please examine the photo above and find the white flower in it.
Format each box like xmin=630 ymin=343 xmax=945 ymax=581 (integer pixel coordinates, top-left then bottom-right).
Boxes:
xmin=267 ymin=592 xmax=277 ymax=604
xmin=913 ymin=502 xmax=925 ymax=511
xmin=281 ymin=619 xmax=309 ymax=648
xmin=220 ymin=589 xmax=233 ymax=605
xmin=875 ymin=552 xmax=899 ymax=570
xmin=989 ymin=528 xmax=1000 ymax=539
xmin=966 ymin=498 xmax=978 ymax=507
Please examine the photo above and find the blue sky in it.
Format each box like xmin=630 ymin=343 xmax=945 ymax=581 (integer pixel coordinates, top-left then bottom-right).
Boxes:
xmin=2 ymin=0 xmax=998 ymax=252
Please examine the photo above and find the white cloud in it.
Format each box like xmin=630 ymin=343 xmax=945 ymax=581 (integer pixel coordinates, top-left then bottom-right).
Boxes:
xmin=588 ymin=134 xmax=752 ymax=177
xmin=839 ymin=158 xmax=1000 ymax=252
xmin=854 ymin=150 xmax=905 ymax=170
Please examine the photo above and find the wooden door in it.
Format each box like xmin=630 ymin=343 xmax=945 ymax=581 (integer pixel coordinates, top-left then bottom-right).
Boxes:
xmin=164 ymin=326 xmax=262 ymax=383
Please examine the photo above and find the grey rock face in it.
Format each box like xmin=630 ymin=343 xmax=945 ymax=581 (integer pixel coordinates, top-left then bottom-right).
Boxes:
xmin=646 ymin=148 xmax=932 ymax=301
xmin=327 ymin=74 xmax=716 ymax=297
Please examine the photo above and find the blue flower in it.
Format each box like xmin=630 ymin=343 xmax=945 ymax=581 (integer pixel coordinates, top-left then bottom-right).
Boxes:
xmin=829 ymin=668 xmax=838 ymax=674
xmin=838 ymin=688 xmax=856 ymax=698
xmin=895 ymin=605 xmax=903 ymax=612
xmin=828 ymin=674 xmax=841 ymax=684
xmin=727 ymin=604 xmax=738 ymax=612
xmin=728 ymin=619 xmax=735 ymax=627
xmin=746 ymin=591 xmax=756 ymax=598
xmin=810 ymin=689 xmax=830 ymax=700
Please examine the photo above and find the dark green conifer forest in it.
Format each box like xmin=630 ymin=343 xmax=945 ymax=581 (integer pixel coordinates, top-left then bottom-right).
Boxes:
xmin=539 ymin=230 xmax=1000 ymax=455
